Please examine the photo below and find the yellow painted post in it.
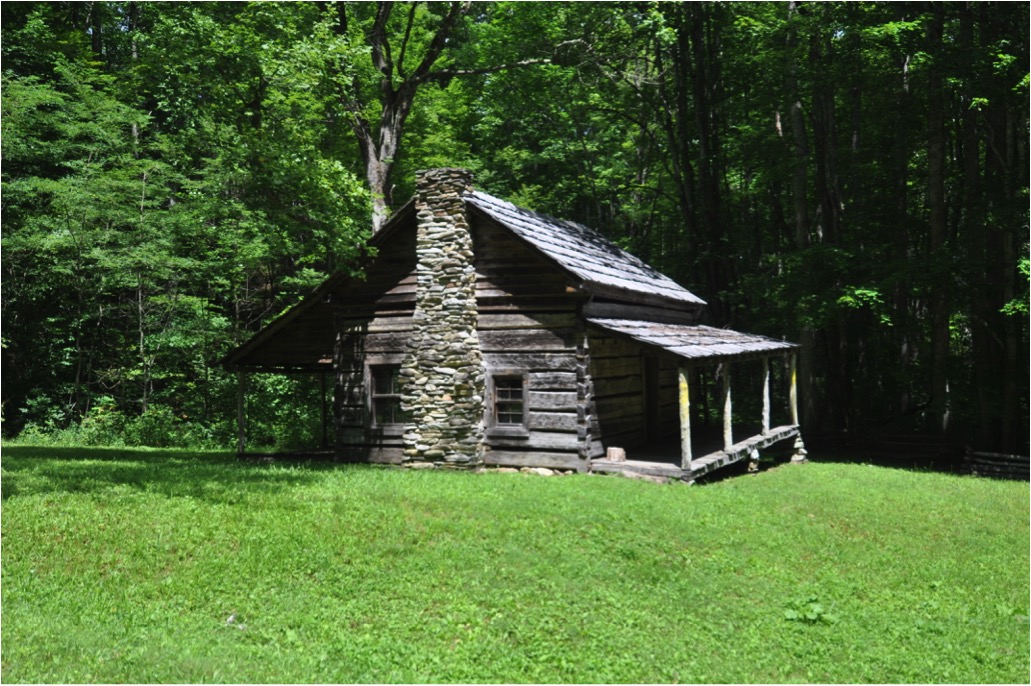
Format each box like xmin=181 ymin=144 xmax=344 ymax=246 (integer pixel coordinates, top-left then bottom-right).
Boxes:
xmin=762 ymin=357 xmax=771 ymax=435
xmin=678 ymin=367 xmax=692 ymax=471
xmin=722 ymin=363 xmax=733 ymax=451
xmin=789 ymin=354 xmax=799 ymax=426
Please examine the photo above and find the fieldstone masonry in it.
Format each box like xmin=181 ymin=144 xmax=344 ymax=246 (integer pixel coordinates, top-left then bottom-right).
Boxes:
xmin=399 ymin=168 xmax=486 ymax=467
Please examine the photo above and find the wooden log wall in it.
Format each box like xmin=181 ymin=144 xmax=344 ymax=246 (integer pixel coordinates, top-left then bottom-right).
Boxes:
xmin=473 ymin=214 xmax=587 ymax=470
xmin=470 ymin=211 xmax=582 ymax=313
xmin=585 ymin=334 xmax=681 ymax=459
xmin=331 ymin=211 xmax=592 ymax=470
xmin=656 ymin=355 xmax=681 ymax=440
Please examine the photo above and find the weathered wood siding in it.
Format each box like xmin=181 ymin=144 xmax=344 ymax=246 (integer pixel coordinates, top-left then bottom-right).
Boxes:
xmin=473 ymin=213 xmax=587 ymax=470
xmin=332 ymin=227 xmax=418 ymax=464
xmin=334 ymin=314 xmax=416 ymax=464
xmin=587 ymin=332 xmax=644 ymax=456
xmin=656 ymin=354 xmax=681 ymax=440
xmin=470 ymin=210 xmax=582 ymax=313
xmin=334 ymin=211 xmax=591 ymax=470
xmin=586 ymin=329 xmax=680 ymax=458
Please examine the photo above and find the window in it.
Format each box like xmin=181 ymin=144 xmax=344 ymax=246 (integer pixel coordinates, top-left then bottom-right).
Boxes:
xmin=492 ymin=375 xmax=526 ymax=427
xmin=370 ymin=365 xmax=406 ymax=426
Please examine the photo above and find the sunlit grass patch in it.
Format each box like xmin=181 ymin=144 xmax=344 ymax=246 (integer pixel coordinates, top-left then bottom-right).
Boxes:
xmin=2 ymin=446 xmax=1027 ymax=683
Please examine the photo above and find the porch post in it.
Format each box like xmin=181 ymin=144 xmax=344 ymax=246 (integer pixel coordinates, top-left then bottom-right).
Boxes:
xmin=788 ymin=353 xmax=799 ymax=426
xmin=788 ymin=352 xmax=808 ymax=463
xmin=678 ymin=366 xmax=693 ymax=471
xmin=721 ymin=363 xmax=733 ymax=451
xmin=762 ymin=357 xmax=771 ymax=435
xmin=236 ymin=371 xmax=246 ymax=456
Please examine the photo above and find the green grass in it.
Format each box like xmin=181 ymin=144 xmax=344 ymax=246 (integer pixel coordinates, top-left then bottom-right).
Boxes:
xmin=2 ymin=445 xmax=1028 ymax=683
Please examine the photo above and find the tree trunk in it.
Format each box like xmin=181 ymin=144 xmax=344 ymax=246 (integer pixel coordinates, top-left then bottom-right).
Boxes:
xmin=891 ymin=5 xmax=916 ymax=420
xmin=655 ymin=5 xmax=699 ymax=273
xmin=334 ymin=2 xmax=472 ymax=232
xmin=690 ymin=3 xmax=729 ymax=324
xmin=785 ymin=2 xmax=817 ymax=432
xmin=926 ymin=5 xmax=950 ymax=433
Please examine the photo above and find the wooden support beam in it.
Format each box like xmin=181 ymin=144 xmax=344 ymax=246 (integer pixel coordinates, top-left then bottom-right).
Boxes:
xmin=762 ymin=357 xmax=771 ymax=435
xmin=788 ymin=354 xmax=799 ymax=426
xmin=722 ymin=363 xmax=733 ymax=451
xmin=678 ymin=366 xmax=692 ymax=471
xmin=236 ymin=371 xmax=246 ymax=455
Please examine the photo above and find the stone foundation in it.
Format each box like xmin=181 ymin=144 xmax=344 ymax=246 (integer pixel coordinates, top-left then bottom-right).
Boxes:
xmin=400 ymin=168 xmax=485 ymax=467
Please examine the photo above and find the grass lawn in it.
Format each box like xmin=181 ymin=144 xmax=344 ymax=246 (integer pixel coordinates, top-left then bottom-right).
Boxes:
xmin=1 ymin=445 xmax=1028 ymax=683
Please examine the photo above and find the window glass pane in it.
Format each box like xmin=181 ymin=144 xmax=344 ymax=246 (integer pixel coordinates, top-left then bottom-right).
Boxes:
xmin=371 ymin=365 xmax=406 ymax=426
xmin=375 ymin=398 xmax=403 ymax=425
xmin=373 ymin=366 xmax=397 ymax=394
xmin=493 ymin=376 xmax=524 ymax=426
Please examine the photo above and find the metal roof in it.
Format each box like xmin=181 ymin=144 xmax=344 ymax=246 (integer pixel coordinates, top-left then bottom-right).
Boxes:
xmin=587 ymin=318 xmax=797 ymax=361
xmin=467 ymin=191 xmax=705 ymax=308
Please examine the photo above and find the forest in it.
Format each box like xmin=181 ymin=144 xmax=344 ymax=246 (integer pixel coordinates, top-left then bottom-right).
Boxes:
xmin=2 ymin=1 xmax=1028 ymax=455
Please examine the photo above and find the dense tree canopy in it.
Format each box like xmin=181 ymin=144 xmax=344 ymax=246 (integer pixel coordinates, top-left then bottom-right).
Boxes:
xmin=3 ymin=1 xmax=1028 ymax=453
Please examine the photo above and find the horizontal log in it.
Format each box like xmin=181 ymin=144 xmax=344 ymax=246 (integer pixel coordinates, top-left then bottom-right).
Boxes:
xmin=590 ymin=357 xmax=644 ymax=378
xmin=583 ymin=300 xmax=698 ymax=325
xmin=488 ymin=430 xmax=581 ymax=451
xmin=966 ymin=450 xmax=1030 ymax=461
xmin=477 ymin=262 xmax=570 ymax=278
xmin=586 ymin=337 xmax=640 ymax=359
xmin=592 ymin=374 xmax=643 ymax=397
xmin=528 ymin=391 xmax=578 ymax=411
xmin=476 ymin=294 xmax=582 ymax=310
xmin=477 ymin=312 xmax=578 ymax=330
xmin=528 ymin=411 xmax=579 ymax=432
xmin=592 ymin=412 xmax=645 ymax=436
xmin=373 ymin=290 xmax=416 ymax=305
xmin=367 ymin=316 xmax=416 ymax=333
xmin=364 ymin=332 xmax=410 ymax=354
xmin=528 ymin=372 xmax=578 ymax=391
xmin=479 ymin=329 xmax=577 ymax=352
xmin=590 ymin=460 xmax=686 ymax=478
xmin=484 ymin=449 xmax=585 ymax=471
xmin=485 ymin=353 xmax=578 ymax=372
xmin=595 ymin=394 xmax=644 ymax=418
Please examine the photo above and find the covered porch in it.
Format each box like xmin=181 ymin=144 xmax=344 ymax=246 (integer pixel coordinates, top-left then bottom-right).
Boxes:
xmin=586 ymin=319 xmax=806 ymax=482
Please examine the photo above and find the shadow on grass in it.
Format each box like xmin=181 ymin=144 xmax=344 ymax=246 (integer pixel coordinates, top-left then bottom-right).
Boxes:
xmin=803 ymin=445 xmax=964 ymax=475
xmin=0 ymin=445 xmax=354 ymax=502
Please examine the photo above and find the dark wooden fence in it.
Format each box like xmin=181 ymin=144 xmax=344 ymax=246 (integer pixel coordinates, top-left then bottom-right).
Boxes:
xmin=963 ymin=450 xmax=1030 ymax=480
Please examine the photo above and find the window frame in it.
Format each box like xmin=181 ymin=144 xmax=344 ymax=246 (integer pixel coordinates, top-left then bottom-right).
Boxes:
xmin=487 ymin=370 xmax=529 ymax=438
xmin=367 ymin=360 xmax=407 ymax=433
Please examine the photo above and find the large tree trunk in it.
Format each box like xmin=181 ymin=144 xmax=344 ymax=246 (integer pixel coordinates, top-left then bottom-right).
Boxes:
xmin=809 ymin=12 xmax=852 ymax=434
xmin=926 ymin=5 xmax=950 ymax=433
xmin=891 ymin=5 xmax=916 ymax=421
xmin=959 ymin=3 xmax=993 ymax=448
xmin=785 ymin=1 xmax=818 ymax=432
xmin=690 ymin=3 xmax=730 ymax=325
xmin=333 ymin=2 xmax=473 ymax=232
xmin=655 ymin=5 xmax=700 ymax=273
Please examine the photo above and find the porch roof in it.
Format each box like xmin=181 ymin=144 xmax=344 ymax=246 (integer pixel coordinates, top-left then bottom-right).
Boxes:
xmin=587 ymin=318 xmax=797 ymax=362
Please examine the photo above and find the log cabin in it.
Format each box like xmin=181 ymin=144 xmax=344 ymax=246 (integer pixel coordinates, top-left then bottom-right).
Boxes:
xmin=223 ymin=168 xmax=806 ymax=481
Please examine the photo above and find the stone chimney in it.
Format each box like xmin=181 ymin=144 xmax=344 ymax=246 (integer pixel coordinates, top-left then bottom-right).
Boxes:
xmin=399 ymin=169 xmax=485 ymax=467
